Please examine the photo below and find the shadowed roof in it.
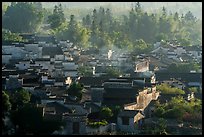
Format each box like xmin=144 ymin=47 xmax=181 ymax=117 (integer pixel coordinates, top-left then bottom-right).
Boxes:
xmin=42 ymin=47 xmax=63 ymax=58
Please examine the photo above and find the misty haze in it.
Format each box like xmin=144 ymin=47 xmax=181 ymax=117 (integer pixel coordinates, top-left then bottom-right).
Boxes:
xmin=2 ymin=2 xmax=202 ymax=135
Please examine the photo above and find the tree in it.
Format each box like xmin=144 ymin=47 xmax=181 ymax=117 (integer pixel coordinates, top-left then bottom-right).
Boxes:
xmin=5 ymin=77 xmax=22 ymax=91
xmin=16 ymin=88 xmax=31 ymax=105
xmin=156 ymin=118 xmax=167 ymax=135
xmin=3 ymin=2 xmax=43 ymax=33
xmin=33 ymin=2 xmax=42 ymax=11
xmin=67 ymin=82 xmax=83 ymax=101
xmin=174 ymin=12 xmax=179 ymax=21
xmin=84 ymin=14 xmax=91 ymax=28
xmin=92 ymin=9 xmax=98 ymax=26
xmin=10 ymin=103 xmax=64 ymax=135
xmin=65 ymin=15 xmax=81 ymax=43
xmin=188 ymin=87 xmax=198 ymax=93
xmin=154 ymin=95 xmax=201 ymax=121
xmin=154 ymin=107 xmax=165 ymax=117
xmin=135 ymin=2 xmax=142 ymax=13
xmin=110 ymin=105 xmax=121 ymax=122
xmin=10 ymin=88 xmax=31 ymax=110
xmin=56 ymin=14 xmax=91 ymax=48
xmin=90 ymin=21 xmax=99 ymax=47
xmin=167 ymin=63 xmax=200 ymax=73
xmin=53 ymin=4 xmax=201 ymax=54
xmin=133 ymin=39 xmax=149 ymax=54
xmin=179 ymin=38 xmax=191 ymax=46
xmin=106 ymin=67 xmax=123 ymax=77
xmin=156 ymin=83 xmax=185 ymax=94
xmin=163 ymin=107 xmax=185 ymax=119
xmin=184 ymin=11 xmax=196 ymax=22
xmin=78 ymin=66 xmax=93 ymax=76
xmin=2 ymin=2 xmax=9 ymax=16
xmin=2 ymin=91 xmax=13 ymax=135
xmin=100 ymin=107 xmax=113 ymax=121
xmin=47 ymin=4 xmax=65 ymax=31
xmin=2 ymin=29 xmax=25 ymax=42
xmin=162 ymin=6 xmax=167 ymax=17
xmin=78 ymin=27 xmax=90 ymax=49
xmin=2 ymin=91 xmax=11 ymax=115
xmin=155 ymin=33 xmax=168 ymax=42
xmin=10 ymin=104 xmax=43 ymax=134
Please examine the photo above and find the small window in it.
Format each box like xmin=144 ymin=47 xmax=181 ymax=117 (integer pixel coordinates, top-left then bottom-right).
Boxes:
xmin=122 ymin=116 xmax=129 ymax=125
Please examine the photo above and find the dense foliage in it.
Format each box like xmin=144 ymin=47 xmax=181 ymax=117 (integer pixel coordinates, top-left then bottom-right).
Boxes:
xmin=2 ymin=29 xmax=26 ymax=42
xmin=167 ymin=63 xmax=201 ymax=73
xmin=156 ymin=83 xmax=185 ymax=94
xmin=54 ymin=2 xmax=201 ymax=53
xmin=2 ymin=2 xmax=43 ymax=33
xmin=188 ymin=87 xmax=199 ymax=93
xmin=106 ymin=67 xmax=123 ymax=77
xmin=87 ymin=120 xmax=108 ymax=128
xmin=154 ymin=96 xmax=202 ymax=122
xmin=2 ymin=91 xmax=11 ymax=115
xmin=10 ymin=104 xmax=42 ymax=134
xmin=2 ymin=2 xmax=201 ymax=52
xmin=10 ymin=88 xmax=31 ymax=110
xmin=99 ymin=107 xmax=113 ymax=122
xmin=67 ymin=82 xmax=84 ymax=101
xmin=78 ymin=66 xmax=93 ymax=76
xmin=143 ymin=118 xmax=167 ymax=135
xmin=2 ymin=88 xmax=64 ymax=135
xmin=47 ymin=4 xmax=66 ymax=31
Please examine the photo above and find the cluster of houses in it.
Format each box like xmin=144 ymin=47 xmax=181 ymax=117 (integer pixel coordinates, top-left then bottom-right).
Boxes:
xmin=150 ymin=41 xmax=202 ymax=71
xmin=2 ymin=34 xmax=202 ymax=135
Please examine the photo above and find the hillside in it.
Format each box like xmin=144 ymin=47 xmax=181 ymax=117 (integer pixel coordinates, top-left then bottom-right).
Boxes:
xmin=40 ymin=2 xmax=202 ymax=19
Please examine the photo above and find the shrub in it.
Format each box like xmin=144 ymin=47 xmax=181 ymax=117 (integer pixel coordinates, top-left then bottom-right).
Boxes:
xmin=157 ymin=83 xmax=185 ymax=94
xmin=88 ymin=120 xmax=108 ymax=128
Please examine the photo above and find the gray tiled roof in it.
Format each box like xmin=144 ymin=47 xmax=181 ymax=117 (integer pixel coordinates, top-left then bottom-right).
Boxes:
xmin=42 ymin=47 xmax=63 ymax=58
xmin=118 ymin=110 xmax=140 ymax=117
xmin=46 ymin=101 xmax=72 ymax=114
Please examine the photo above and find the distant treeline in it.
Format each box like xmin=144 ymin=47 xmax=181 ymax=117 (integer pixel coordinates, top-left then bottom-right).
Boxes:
xmin=2 ymin=2 xmax=202 ymax=53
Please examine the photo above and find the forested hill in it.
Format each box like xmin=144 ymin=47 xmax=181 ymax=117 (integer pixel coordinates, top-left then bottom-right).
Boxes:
xmin=41 ymin=2 xmax=202 ymax=19
xmin=3 ymin=2 xmax=202 ymax=19
xmin=2 ymin=2 xmax=202 ymax=49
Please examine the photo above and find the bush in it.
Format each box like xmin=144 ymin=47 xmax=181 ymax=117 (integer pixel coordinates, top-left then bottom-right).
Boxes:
xmin=88 ymin=120 xmax=108 ymax=128
xmin=154 ymin=107 xmax=165 ymax=117
xmin=2 ymin=91 xmax=11 ymax=114
xmin=188 ymin=87 xmax=198 ymax=93
xmin=163 ymin=107 xmax=184 ymax=119
xmin=154 ymin=96 xmax=201 ymax=121
xmin=100 ymin=107 xmax=113 ymax=121
xmin=157 ymin=83 xmax=185 ymax=94
xmin=182 ymin=112 xmax=202 ymax=124
xmin=67 ymin=82 xmax=83 ymax=101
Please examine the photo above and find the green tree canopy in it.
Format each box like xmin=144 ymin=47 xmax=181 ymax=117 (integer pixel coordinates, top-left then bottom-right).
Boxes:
xmin=67 ymin=82 xmax=84 ymax=101
xmin=3 ymin=2 xmax=43 ymax=33
xmin=10 ymin=88 xmax=31 ymax=110
xmin=78 ymin=66 xmax=93 ymax=76
xmin=167 ymin=63 xmax=200 ymax=73
xmin=2 ymin=29 xmax=26 ymax=42
xmin=154 ymin=96 xmax=202 ymax=121
xmin=156 ymin=83 xmax=185 ymax=94
xmin=10 ymin=104 xmax=43 ymax=134
xmin=99 ymin=107 xmax=113 ymax=121
xmin=47 ymin=4 xmax=66 ymax=31
xmin=106 ymin=67 xmax=123 ymax=77
xmin=188 ymin=87 xmax=198 ymax=93
xmin=2 ymin=91 xmax=11 ymax=115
